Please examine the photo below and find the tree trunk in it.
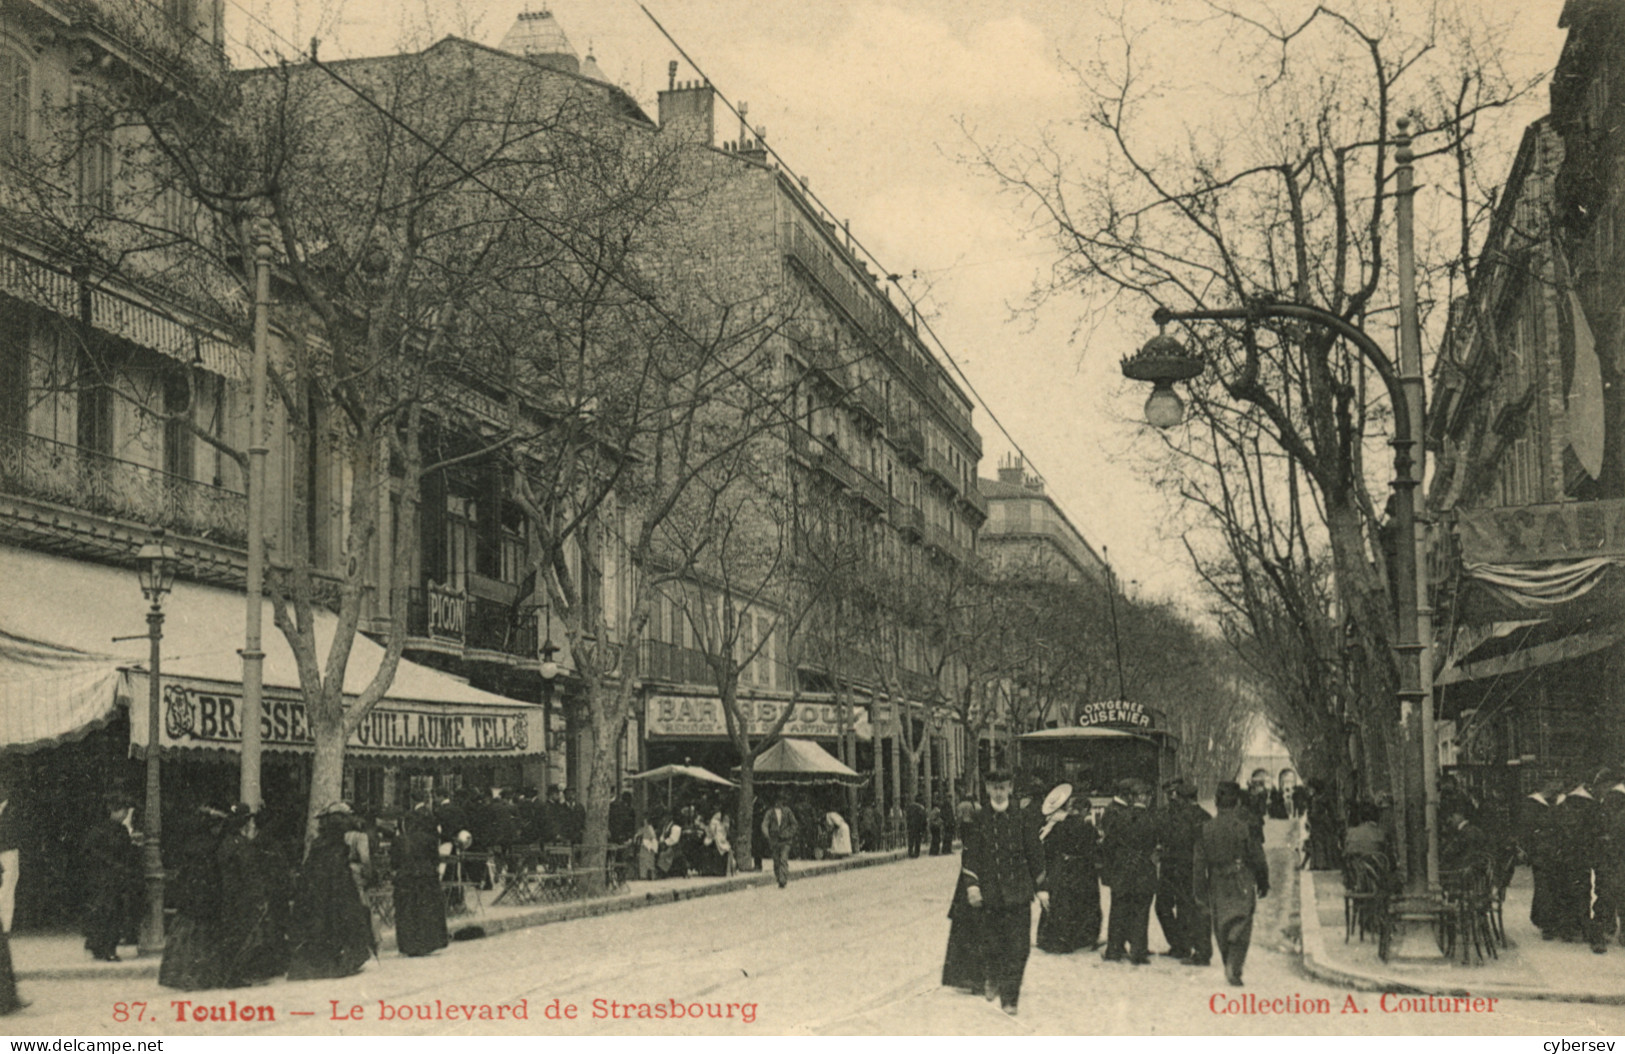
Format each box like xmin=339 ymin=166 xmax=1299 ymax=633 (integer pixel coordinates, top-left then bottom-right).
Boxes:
xmin=305 ymin=689 xmax=347 ymax=843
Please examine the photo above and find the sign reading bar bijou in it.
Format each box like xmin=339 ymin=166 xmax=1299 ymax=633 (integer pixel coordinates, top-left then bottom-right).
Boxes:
xmin=1458 ymin=498 xmax=1625 ymax=565
xmin=646 ymin=694 xmax=867 ymax=739
xmin=149 ymin=680 xmax=533 ymax=756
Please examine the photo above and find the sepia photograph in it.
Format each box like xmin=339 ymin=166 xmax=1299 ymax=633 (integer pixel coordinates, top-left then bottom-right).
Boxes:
xmin=0 ymin=0 xmax=1621 ymax=1040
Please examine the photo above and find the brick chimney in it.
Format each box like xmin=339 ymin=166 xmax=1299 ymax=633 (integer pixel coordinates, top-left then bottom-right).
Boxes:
xmin=997 ymin=453 xmax=1024 ymax=486
xmin=658 ymin=64 xmax=715 ymax=146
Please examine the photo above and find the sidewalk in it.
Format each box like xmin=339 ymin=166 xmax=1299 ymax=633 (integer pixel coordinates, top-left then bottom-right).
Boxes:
xmin=1299 ymin=863 xmax=1625 ymax=1004
xmin=12 ymin=848 xmax=909 ymax=981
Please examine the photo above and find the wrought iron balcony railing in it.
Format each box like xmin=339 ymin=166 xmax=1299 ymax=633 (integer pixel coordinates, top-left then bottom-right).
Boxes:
xmin=0 ymin=426 xmax=246 ymax=546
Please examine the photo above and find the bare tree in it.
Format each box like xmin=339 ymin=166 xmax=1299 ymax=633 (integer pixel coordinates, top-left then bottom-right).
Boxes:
xmin=970 ymin=1 xmax=1538 ymax=829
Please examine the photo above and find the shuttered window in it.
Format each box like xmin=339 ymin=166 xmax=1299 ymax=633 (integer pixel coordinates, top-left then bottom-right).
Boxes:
xmin=0 ymin=49 xmax=29 ymax=158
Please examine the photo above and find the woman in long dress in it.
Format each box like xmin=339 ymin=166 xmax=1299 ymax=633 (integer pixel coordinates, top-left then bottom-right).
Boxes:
xmin=1035 ymin=786 xmax=1100 ymax=954
xmin=286 ymin=803 xmax=376 ymax=981
xmin=159 ymin=807 xmax=227 ymax=990
xmin=392 ymin=810 xmax=448 ymax=957
xmin=940 ymin=799 xmax=981 ymax=992
xmin=824 ymin=811 xmax=852 ymax=858
xmin=216 ymin=804 xmax=289 ymax=986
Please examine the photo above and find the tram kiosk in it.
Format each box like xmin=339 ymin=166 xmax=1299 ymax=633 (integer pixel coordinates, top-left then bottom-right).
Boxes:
xmin=1015 ymin=700 xmax=1180 ymax=822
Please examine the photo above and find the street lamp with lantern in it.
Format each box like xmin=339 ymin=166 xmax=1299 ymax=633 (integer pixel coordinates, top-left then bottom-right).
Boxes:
xmin=134 ymin=528 xmax=176 ymax=955
xmin=1120 ymin=300 xmax=1437 ymax=907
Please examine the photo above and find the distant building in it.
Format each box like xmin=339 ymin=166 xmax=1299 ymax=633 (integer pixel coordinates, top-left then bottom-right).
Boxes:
xmin=977 ymin=456 xmax=1106 ymax=586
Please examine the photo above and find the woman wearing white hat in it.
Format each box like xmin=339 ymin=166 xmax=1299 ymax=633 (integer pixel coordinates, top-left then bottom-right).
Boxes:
xmin=1035 ymin=784 xmax=1101 ymax=954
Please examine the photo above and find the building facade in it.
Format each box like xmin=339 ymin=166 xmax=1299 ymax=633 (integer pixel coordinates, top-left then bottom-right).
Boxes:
xmin=1427 ymin=0 xmax=1625 ymax=812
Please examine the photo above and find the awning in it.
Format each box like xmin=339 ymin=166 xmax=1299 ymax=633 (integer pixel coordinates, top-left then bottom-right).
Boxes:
xmin=744 ymin=737 xmax=865 ymax=786
xmin=0 ymin=546 xmax=541 ymax=758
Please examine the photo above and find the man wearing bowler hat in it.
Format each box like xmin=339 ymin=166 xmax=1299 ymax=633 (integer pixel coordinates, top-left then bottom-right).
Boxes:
xmin=959 ymin=770 xmax=1047 ymax=1016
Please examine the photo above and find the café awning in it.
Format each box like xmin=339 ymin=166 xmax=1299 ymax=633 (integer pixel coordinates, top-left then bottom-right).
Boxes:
xmin=745 ymin=737 xmax=865 ymax=786
xmin=0 ymin=546 xmax=541 ymax=758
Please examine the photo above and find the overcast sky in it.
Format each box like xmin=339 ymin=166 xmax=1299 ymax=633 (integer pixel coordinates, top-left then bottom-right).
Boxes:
xmin=228 ymin=0 xmax=1568 ymax=609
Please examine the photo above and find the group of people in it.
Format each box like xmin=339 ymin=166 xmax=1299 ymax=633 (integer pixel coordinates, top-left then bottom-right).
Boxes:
xmin=70 ymin=787 xmax=508 ymax=995
xmin=1518 ymin=773 xmax=1625 ymax=953
xmin=905 ymin=797 xmax=960 ymax=858
xmin=940 ymin=771 xmax=1274 ymax=1016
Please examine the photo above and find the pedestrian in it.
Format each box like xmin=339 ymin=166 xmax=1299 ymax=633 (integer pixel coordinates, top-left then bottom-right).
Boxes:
xmin=1597 ymin=773 xmax=1625 ymax=950
xmin=286 ymin=802 xmax=376 ymax=980
xmin=1555 ymin=779 xmax=1603 ymax=948
xmin=940 ymin=803 xmax=982 ymax=993
xmin=0 ymin=784 xmax=19 ymax=935
xmin=1035 ymin=784 xmax=1098 ymax=954
xmin=392 ymin=808 xmax=448 ymax=958
xmin=1243 ymin=770 xmax=1270 ymax=845
xmin=564 ymin=788 xmax=587 ymax=847
xmin=216 ymin=804 xmax=289 ymax=986
xmin=609 ymin=791 xmax=637 ymax=847
xmin=824 ymin=809 xmax=851 ymax=859
xmin=1194 ymin=781 xmax=1270 ymax=987
xmin=905 ymin=798 xmax=927 ymax=858
xmin=927 ymin=800 xmax=945 ymax=856
xmin=0 ymin=862 xmax=21 ymax=1015
xmin=159 ymin=805 xmax=228 ymax=990
xmin=858 ymin=801 xmax=881 ymax=853
xmin=80 ymin=794 xmax=138 ymax=963
xmin=761 ymin=797 xmax=798 ymax=888
xmin=957 ymin=770 xmax=1047 ymax=1016
xmin=1520 ymin=781 xmax=1562 ymax=940
xmin=636 ymin=816 xmax=658 ymax=880
xmin=1101 ymin=778 xmax=1157 ymax=965
xmin=1154 ymin=780 xmax=1211 ymax=965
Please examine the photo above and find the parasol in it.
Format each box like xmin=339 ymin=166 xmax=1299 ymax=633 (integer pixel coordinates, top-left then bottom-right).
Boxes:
xmin=628 ymin=763 xmax=737 ymax=810
xmin=744 ymin=738 xmax=866 ymax=786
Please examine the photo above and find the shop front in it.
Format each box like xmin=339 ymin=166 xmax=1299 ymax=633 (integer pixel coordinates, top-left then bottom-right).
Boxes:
xmin=0 ymin=546 xmax=544 ymax=931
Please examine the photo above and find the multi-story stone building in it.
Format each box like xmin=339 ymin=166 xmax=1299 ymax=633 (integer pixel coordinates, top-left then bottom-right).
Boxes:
xmin=1427 ymin=0 xmax=1625 ymax=806
xmin=978 ymin=456 xmax=1107 ymax=587
xmin=0 ymin=0 xmax=548 ymax=931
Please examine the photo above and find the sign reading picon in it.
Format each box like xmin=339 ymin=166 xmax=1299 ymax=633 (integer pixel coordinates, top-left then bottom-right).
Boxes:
xmin=1076 ymin=700 xmax=1161 ymax=730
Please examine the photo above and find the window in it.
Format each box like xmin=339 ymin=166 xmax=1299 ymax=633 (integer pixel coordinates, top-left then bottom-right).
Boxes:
xmin=162 ymin=371 xmax=191 ymax=480
xmin=444 ymin=494 xmax=477 ymax=591
xmin=75 ymin=93 xmax=114 ymax=212
xmin=76 ymin=347 xmax=114 ymax=456
xmin=0 ymin=48 xmax=29 ymax=158
xmin=0 ymin=304 xmax=29 ymax=433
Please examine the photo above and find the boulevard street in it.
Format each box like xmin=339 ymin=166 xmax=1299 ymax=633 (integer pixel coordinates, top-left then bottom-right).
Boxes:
xmin=9 ymin=847 xmax=1625 ymax=1037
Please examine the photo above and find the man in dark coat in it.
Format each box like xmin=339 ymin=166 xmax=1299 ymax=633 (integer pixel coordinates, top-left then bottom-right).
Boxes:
xmin=1555 ymin=780 xmax=1603 ymax=947
xmin=1101 ymin=778 xmax=1158 ymax=965
xmin=563 ymin=789 xmax=587 ymax=846
xmin=761 ymin=797 xmax=798 ymax=889
xmin=1596 ymin=775 xmax=1625 ymax=952
xmin=1155 ymin=780 xmax=1211 ymax=965
xmin=81 ymin=797 xmax=139 ymax=962
xmin=608 ymin=791 xmax=637 ymax=846
xmin=1523 ymin=783 xmax=1563 ymax=939
xmin=906 ymin=799 xmax=927 ymax=858
xmin=1195 ymin=781 xmax=1270 ymax=986
xmin=958 ymin=770 xmax=1047 ymax=1016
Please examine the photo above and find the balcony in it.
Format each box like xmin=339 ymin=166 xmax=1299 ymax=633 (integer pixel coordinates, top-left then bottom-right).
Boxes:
xmin=405 ymin=585 xmax=540 ymax=662
xmin=895 ymin=422 xmax=925 ymax=465
xmin=809 ymin=443 xmax=855 ymax=491
xmin=0 ymin=426 xmax=246 ymax=547
xmin=923 ymin=522 xmax=969 ymax=564
xmin=852 ymin=468 xmax=888 ymax=514
xmin=959 ymin=482 xmax=989 ymax=522
xmin=891 ymin=498 xmax=924 ymax=540
xmin=851 ymin=383 xmax=886 ymax=427
xmin=639 ymin=639 xmax=714 ymax=686
xmin=923 ymin=447 xmax=959 ymax=494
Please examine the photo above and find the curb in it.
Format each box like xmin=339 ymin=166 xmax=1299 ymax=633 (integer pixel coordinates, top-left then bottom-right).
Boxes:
xmin=1296 ymin=868 xmax=1625 ymax=1006
xmin=18 ymin=849 xmax=910 ymax=983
